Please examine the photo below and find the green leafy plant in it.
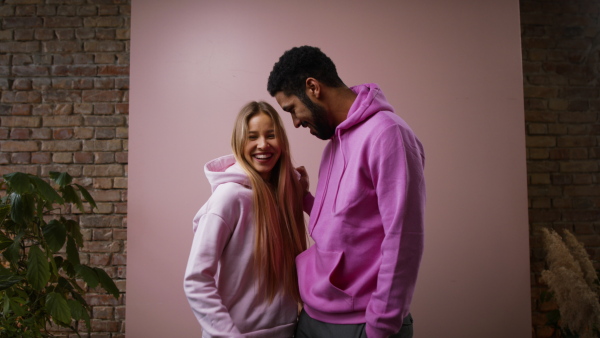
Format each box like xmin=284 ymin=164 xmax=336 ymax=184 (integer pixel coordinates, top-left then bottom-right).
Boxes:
xmin=0 ymin=172 xmax=120 ymax=337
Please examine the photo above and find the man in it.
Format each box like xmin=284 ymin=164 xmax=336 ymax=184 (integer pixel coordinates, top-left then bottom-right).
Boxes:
xmin=267 ymin=46 xmax=426 ymax=338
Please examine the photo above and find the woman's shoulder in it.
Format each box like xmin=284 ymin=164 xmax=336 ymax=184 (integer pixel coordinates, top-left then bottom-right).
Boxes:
xmin=214 ymin=181 xmax=251 ymax=197
xmin=206 ymin=182 xmax=252 ymax=212
xmin=192 ymin=181 xmax=253 ymax=233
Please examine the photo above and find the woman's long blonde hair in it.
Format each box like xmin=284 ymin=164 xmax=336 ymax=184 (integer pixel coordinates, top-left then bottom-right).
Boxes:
xmin=231 ymin=101 xmax=307 ymax=303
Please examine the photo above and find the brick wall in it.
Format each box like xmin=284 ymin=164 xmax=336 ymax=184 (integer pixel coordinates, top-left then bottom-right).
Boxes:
xmin=521 ymin=0 xmax=600 ymax=337
xmin=0 ymin=0 xmax=129 ymax=336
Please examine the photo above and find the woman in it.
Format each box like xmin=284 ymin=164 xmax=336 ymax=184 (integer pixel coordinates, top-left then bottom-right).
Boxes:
xmin=183 ymin=101 xmax=307 ymax=337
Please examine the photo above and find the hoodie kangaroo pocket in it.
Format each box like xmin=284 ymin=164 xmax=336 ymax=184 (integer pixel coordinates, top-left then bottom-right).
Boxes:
xmin=296 ymin=246 xmax=354 ymax=312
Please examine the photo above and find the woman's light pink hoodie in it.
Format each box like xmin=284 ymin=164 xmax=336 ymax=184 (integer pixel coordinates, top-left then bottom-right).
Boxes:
xmin=183 ymin=155 xmax=297 ymax=338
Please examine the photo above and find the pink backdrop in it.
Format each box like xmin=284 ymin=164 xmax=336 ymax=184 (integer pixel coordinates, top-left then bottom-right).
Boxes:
xmin=128 ymin=1 xmax=531 ymax=337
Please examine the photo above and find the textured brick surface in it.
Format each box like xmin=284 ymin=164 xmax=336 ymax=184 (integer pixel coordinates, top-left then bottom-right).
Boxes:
xmin=521 ymin=0 xmax=600 ymax=337
xmin=0 ymin=0 xmax=129 ymax=335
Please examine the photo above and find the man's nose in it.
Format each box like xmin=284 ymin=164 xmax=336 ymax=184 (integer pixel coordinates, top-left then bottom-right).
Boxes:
xmin=292 ymin=116 xmax=301 ymax=128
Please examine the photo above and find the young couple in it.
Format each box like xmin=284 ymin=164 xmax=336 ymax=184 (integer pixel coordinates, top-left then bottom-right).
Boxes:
xmin=184 ymin=46 xmax=426 ymax=338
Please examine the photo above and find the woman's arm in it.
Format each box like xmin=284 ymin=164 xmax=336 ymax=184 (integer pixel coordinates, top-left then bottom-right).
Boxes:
xmin=183 ymin=211 xmax=242 ymax=337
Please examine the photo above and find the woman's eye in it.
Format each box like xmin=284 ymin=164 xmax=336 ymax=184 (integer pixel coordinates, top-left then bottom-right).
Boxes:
xmin=248 ymin=136 xmax=257 ymax=140
xmin=267 ymin=134 xmax=276 ymax=139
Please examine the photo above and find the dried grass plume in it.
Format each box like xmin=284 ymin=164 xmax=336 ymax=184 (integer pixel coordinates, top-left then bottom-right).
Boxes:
xmin=562 ymin=230 xmax=600 ymax=295
xmin=540 ymin=228 xmax=600 ymax=338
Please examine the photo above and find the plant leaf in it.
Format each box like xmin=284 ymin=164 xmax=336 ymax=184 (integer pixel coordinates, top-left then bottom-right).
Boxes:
xmin=43 ymin=220 xmax=67 ymax=253
xmin=26 ymin=245 xmax=50 ymax=291
xmin=66 ymin=236 xmax=80 ymax=266
xmin=0 ymin=204 xmax=10 ymax=225
xmin=57 ymin=276 xmax=69 ymax=289
xmin=9 ymin=296 xmax=27 ymax=317
xmin=0 ymin=231 xmax=12 ymax=251
xmin=94 ymin=268 xmax=120 ymax=299
xmin=2 ymin=291 xmax=10 ymax=315
xmin=2 ymin=232 xmax=23 ymax=266
xmin=49 ymin=171 xmax=72 ymax=187
xmin=46 ymin=292 xmax=71 ymax=325
xmin=29 ymin=175 xmax=64 ymax=205
xmin=10 ymin=304 xmax=26 ymax=317
xmin=68 ymin=298 xmax=91 ymax=332
xmin=62 ymin=258 xmax=76 ymax=278
xmin=74 ymin=184 xmax=97 ymax=210
xmin=9 ymin=193 xmax=35 ymax=225
xmin=10 ymin=291 xmax=27 ymax=305
xmin=75 ymin=265 xmax=99 ymax=288
xmin=3 ymin=172 xmax=33 ymax=194
xmin=54 ymin=255 xmax=64 ymax=270
xmin=61 ymin=275 xmax=84 ymax=294
xmin=61 ymin=185 xmax=84 ymax=213
xmin=0 ymin=274 xmax=23 ymax=291
xmin=65 ymin=219 xmax=84 ymax=248
xmin=70 ymin=290 xmax=88 ymax=308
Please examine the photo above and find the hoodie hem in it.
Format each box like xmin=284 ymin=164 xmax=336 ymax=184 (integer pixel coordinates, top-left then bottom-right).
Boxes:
xmin=303 ymin=304 xmax=365 ymax=325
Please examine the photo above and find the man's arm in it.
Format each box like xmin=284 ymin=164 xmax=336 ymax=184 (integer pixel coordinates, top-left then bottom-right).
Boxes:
xmin=365 ymin=124 xmax=426 ymax=338
xmin=296 ymin=165 xmax=315 ymax=213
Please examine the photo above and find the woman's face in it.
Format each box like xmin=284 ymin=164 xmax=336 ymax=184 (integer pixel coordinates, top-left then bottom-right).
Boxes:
xmin=244 ymin=112 xmax=281 ymax=180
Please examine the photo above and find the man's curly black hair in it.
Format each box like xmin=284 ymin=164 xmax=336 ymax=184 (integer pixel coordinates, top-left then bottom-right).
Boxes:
xmin=267 ymin=46 xmax=345 ymax=97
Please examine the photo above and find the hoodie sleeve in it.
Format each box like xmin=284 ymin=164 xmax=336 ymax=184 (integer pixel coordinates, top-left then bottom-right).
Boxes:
xmin=183 ymin=199 xmax=242 ymax=336
xmin=365 ymin=124 xmax=425 ymax=338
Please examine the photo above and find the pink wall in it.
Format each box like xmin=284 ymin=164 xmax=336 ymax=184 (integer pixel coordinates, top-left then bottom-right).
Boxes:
xmin=128 ymin=1 xmax=531 ymax=337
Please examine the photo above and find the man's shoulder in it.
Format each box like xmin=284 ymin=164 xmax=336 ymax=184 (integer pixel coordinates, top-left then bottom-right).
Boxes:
xmin=365 ymin=110 xmax=403 ymax=125
xmin=352 ymin=110 xmax=405 ymax=137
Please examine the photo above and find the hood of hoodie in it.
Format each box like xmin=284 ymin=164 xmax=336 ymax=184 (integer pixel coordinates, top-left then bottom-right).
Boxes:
xmin=306 ymin=83 xmax=396 ymax=230
xmin=336 ymin=83 xmax=395 ymax=134
xmin=325 ymin=83 xmax=395 ymax=175
xmin=204 ymin=154 xmax=250 ymax=192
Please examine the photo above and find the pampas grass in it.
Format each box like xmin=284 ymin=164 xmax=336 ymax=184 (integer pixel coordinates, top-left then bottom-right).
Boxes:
xmin=562 ymin=230 xmax=600 ymax=295
xmin=540 ymin=228 xmax=600 ymax=338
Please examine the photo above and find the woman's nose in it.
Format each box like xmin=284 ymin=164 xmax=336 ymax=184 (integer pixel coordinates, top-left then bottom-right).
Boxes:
xmin=257 ymin=137 xmax=268 ymax=149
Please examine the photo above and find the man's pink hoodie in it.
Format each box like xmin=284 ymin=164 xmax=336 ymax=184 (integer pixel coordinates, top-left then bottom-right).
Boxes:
xmin=298 ymin=83 xmax=426 ymax=338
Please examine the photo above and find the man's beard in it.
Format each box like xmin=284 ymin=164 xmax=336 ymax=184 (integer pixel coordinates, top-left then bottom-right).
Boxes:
xmin=300 ymin=95 xmax=335 ymax=140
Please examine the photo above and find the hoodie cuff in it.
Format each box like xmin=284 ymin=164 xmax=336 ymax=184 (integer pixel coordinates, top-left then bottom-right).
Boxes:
xmin=365 ymin=324 xmax=390 ymax=338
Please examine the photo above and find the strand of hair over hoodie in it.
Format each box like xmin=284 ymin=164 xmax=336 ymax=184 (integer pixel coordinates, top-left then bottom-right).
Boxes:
xmin=183 ymin=155 xmax=297 ymax=338
xmin=296 ymin=83 xmax=426 ymax=338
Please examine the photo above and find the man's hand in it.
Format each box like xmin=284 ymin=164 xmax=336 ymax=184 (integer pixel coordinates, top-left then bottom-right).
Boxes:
xmin=296 ymin=166 xmax=309 ymax=195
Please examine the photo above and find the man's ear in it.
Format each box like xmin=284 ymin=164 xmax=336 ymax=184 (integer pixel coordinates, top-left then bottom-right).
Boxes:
xmin=305 ymin=78 xmax=321 ymax=99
